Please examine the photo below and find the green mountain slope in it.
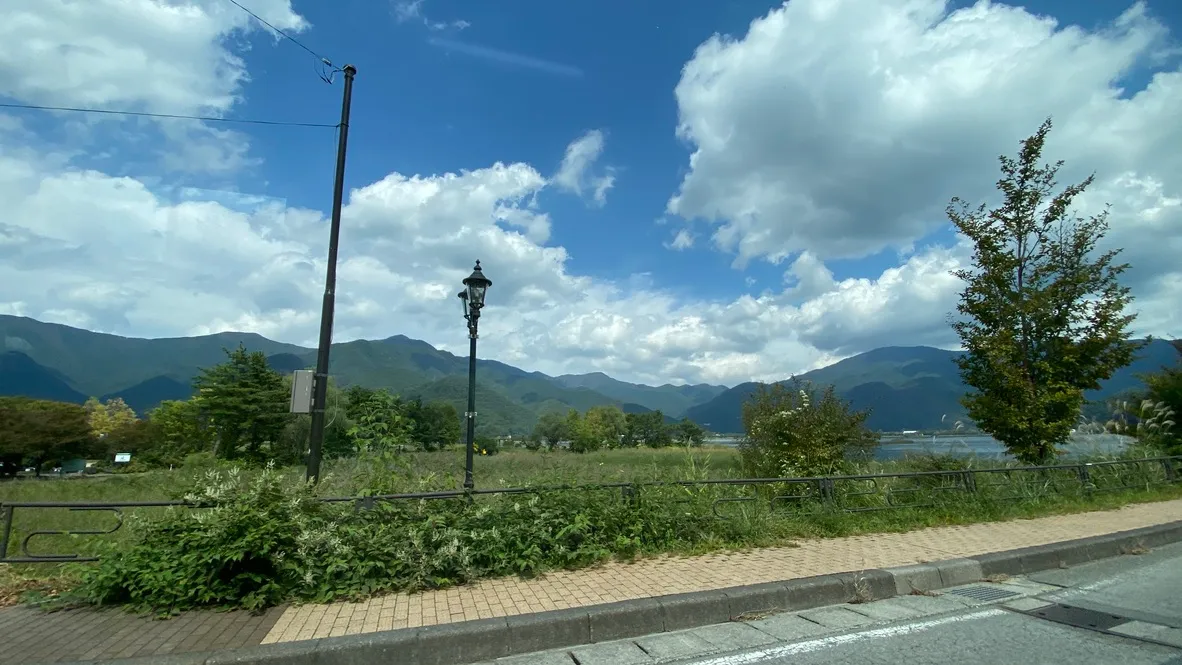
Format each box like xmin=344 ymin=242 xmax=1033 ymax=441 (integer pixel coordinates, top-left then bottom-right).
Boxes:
xmin=8 ymin=316 xmax=1172 ymax=437
xmin=101 ymin=376 xmax=193 ymax=415
xmin=406 ymin=376 xmax=539 ymax=436
xmin=0 ymin=316 xmax=719 ymax=430
xmin=0 ymin=351 xmax=87 ymax=403
xmin=686 ymin=341 xmax=1179 ymax=433
xmin=553 ymin=372 xmax=727 ymax=417
xmin=1 ymin=315 xmax=304 ymax=397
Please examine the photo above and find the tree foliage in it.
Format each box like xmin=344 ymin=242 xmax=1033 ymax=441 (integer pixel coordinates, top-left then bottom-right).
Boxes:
xmin=84 ymin=397 xmax=138 ymax=439
xmin=532 ymin=410 xmax=571 ymax=451
xmin=346 ymin=389 xmax=413 ymax=454
xmin=192 ymin=345 xmax=291 ymax=465
xmin=948 ymin=118 xmax=1140 ymax=464
xmin=625 ymin=411 xmax=672 ymax=448
xmin=673 ymin=419 xmax=706 ymax=447
xmin=406 ymin=399 xmax=461 ymax=451
xmin=0 ymin=397 xmax=97 ymax=468
xmin=147 ymin=399 xmax=216 ymax=464
xmin=1135 ymin=343 xmax=1181 ymax=453
xmin=739 ymin=380 xmax=876 ymax=478
xmin=570 ymin=405 xmax=628 ymax=452
xmin=0 ymin=346 xmax=475 ymax=473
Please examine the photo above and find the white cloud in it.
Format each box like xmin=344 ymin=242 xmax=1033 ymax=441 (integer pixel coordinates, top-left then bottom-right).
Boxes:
xmin=0 ymin=0 xmax=307 ymax=115
xmin=667 ymin=229 xmax=695 ymax=250
xmin=554 ymin=130 xmax=616 ymax=206
xmin=1 ymin=0 xmax=1180 ymax=391
xmin=393 ymin=0 xmax=470 ymax=31
xmin=0 ymin=0 xmax=309 ymax=178
xmin=783 ymin=251 xmax=836 ymax=301
xmin=428 ymin=38 xmax=582 ymax=77
xmin=668 ymin=0 xmax=1178 ymax=265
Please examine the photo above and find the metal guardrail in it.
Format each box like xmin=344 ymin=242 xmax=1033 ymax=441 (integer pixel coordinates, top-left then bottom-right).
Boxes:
xmin=2 ymin=456 xmax=1178 ymax=564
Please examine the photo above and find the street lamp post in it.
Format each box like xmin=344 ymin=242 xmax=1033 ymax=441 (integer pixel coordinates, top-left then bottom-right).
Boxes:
xmin=458 ymin=260 xmax=491 ymax=493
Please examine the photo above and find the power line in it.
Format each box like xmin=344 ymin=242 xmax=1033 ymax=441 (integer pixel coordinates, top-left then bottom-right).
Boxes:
xmin=0 ymin=102 xmax=338 ymax=128
xmin=223 ymin=0 xmax=340 ymax=83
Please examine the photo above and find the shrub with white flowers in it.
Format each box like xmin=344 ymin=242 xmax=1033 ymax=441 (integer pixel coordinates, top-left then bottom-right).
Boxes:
xmin=739 ymin=380 xmax=877 ymax=478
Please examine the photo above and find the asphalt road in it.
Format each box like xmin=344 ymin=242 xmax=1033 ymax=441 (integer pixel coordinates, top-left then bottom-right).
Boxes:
xmin=670 ymin=543 xmax=1182 ymax=665
xmin=493 ymin=542 xmax=1182 ymax=665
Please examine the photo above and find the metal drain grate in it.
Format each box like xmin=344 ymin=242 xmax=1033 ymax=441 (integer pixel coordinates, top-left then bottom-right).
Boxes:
xmin=943 ymin=585 xmax=1022 ymax=602
xmin=1028 ymin=604 xmax=1129 ymax=631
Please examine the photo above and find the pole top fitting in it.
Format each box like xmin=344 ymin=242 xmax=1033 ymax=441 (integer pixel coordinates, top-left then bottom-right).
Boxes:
xmin=343 ymin=64 xmax=357 ymax=76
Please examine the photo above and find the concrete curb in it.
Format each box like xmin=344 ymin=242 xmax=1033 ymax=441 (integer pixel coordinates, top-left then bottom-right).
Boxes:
xmin=90 ymin=520 xmax=1182 ymax=665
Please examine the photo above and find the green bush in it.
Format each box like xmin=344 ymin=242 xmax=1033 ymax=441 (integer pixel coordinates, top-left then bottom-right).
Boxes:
xmin=739 ymin=380 xmax=878 ymax=478
xmin=73 ymin=465 xmax=778 ymax=612
xmin=76 ymin=466 xmax=330 ymax=611
xmin=474 ymin=435 xmax=500 ymax=456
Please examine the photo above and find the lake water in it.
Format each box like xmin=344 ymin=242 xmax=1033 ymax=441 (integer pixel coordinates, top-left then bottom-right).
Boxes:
xmin=705 ymin=434 xmax=1134 ymax=461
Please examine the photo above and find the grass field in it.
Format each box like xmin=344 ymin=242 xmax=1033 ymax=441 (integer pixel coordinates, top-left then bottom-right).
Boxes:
xmin=2 ymin=445 xmax=1179 ymax=608
xmin=0 ymin=445 xmax=743 ymax=504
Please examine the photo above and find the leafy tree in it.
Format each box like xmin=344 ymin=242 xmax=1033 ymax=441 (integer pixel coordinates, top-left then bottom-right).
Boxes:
xmin=740 ymin=380 xmax=876 ymax=478
xmin=674 ymin=419 xmax=706 ymax=447
xmin=522 ymin=432 xmax=544 ymax=451
xmin=473 ymin=435 xmax=499 ymax=456
xmin=565 ymin=409 xmax=594 ymax=453
xmin=410 ymin=400 xmax=461 ymax=451
xmin=104 ymin=419 xmax=158 ymax=456
xmin=948 ymin=118 xmax=1140 ymax=464
xmin=343 ymin=385 xmax=377 ymax=423
xmin=84 ymin=397 xmax=139 ymax=438
xmin=346 ymin=389 xmax=413 ymax=453
xmin=625 ymin=411 xmax=672 ymax=448
xmin=532 ymin=410 xmax=571 ymax=451
xmin=574 ymin=405 xmax=627 ymax=452
xmin=0 ymin=397 xmax=97 ymax=471
xmin=148 ymin=399 xmax=215 ymax=464
xmin=192 ymin=345 xmax=292 ymax=464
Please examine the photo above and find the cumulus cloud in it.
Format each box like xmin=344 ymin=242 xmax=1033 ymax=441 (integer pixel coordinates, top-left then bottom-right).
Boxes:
xmin=0 ymin=0 xmax=308 ymax=177
xmin=783 ymin=252 xmax=836 ymax=302
xmin=554 ymin=130 xmax=616 ymax=206
xmin=668 ymin=0 xmax=1177 ymax=264
xmin=0 ymin=0 xmax=307 ymax=115
xmin=1 ymin=0 xmax=1180 ymax=390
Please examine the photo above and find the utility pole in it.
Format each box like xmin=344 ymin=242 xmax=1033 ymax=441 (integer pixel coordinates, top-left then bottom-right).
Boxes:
xmin=306 ymin=64 xmax=357 ymax=483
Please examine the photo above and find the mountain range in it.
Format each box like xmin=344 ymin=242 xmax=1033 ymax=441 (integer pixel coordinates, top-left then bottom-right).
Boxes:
xmin=684 ymin=341 xmax=1179 ymax=432
xmin=0 ymin=316 xmax=723 ymax=435
xmin=1 ymin=315 xmax=1176 ymax=434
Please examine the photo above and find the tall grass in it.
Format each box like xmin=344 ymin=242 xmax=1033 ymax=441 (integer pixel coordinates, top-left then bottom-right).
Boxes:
xmin=2 ymin=443 xmax=1179 ymax=609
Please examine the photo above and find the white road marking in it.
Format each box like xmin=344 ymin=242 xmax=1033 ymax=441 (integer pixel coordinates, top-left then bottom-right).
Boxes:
xmin=1050 ymin=568 xmax=1145 ymax=600
xmin=684 ymin=609 xmax=1007 ymax=665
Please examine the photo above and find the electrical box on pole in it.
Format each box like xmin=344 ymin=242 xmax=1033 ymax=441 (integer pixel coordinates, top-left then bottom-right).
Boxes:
xmin=290 ymin=369 xmax=314 ymax=413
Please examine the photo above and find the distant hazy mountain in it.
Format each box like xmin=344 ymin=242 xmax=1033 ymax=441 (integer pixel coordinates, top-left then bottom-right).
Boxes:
xmin=685 ymin=341 xmax=1179 ymax=433
xmin=553 ymin=372 xmax=727 ymax=418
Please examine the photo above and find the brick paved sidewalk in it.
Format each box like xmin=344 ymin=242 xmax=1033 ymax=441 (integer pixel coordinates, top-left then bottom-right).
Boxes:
xmin=4 ymin=499 xmax=1181 ymax=664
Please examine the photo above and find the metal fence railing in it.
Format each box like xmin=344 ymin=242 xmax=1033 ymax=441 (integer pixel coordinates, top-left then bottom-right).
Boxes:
xmin=2 ymin=456 xmax=1178 ymax=564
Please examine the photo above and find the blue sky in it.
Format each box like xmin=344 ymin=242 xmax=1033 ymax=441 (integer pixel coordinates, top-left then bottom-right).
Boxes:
xmin=230 ymin=0 xmax=1180 ymax=300
xmin=1 ymin=0 xmax=1180 ymax=386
